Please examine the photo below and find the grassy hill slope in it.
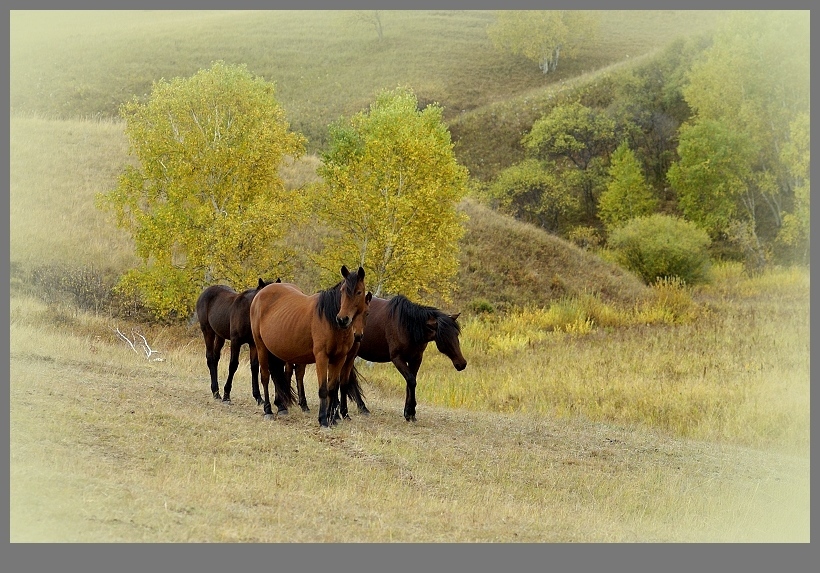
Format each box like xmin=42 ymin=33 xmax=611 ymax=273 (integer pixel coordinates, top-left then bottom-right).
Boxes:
xmin=454 ymin=199 xmax=648 ymax=313
xmin=10 ymin=9 xmax=720 ymax=166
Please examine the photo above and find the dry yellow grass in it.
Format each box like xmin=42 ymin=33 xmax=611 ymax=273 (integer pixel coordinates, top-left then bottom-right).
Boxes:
xmin=9 ymin=287 xmax=810 ymax=542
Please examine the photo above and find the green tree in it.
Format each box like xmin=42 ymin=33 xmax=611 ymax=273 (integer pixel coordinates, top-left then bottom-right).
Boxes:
xmin=489 ymin=158 xmax=579 ymax=233
xmin=608 ymin=37 xmax=707 ymax=189
xmin=487 ymin=10 xmax=599 ymax=74
xmin=666 ymin=119 xmax=755 ymax=240
xmin=598 ymin=142 xmax=657 ymax=231
xmin=97 ymin=61 xmax=306 ymax=318
xmin=680 ymin=11 xmax=809 ymax=255
xmin=315 ymin=87 xmax=468 ymax=302
xmin=523 ymin=101 xmax=616 ymax=219
xmin=776 ymin=112 xmax=810 ymax=263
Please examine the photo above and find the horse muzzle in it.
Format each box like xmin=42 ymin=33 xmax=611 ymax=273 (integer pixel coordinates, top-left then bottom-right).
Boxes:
xmin=336 ymin=315 xmax=352 ymax=329
xmin=353 ymin=332 xmax=364 ymax=342
xmin=454 ymin=361 xmax=467 ymax=372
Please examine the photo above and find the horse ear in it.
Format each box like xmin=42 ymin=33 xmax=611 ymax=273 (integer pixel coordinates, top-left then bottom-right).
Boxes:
xmin=357 ymin=266 xmax=365 ymax=279
xmin=275 ymin=277 xmax=282 ymax=283
xmin=365 ymin=291 xmax=373 ymax=303
xmin=341 ymin=265 xmax=349 ymax=278
xmin=450 ymin=313 xmax=460 ymax=321
xmin=258 ymin=278 xmax=266 ymax=288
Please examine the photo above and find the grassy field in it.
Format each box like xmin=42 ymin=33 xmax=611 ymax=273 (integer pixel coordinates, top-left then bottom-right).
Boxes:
xmin=9 ymin=270 xmax=810 ymax=542
xmin=9 ymin=11 xmax=809 ymax=543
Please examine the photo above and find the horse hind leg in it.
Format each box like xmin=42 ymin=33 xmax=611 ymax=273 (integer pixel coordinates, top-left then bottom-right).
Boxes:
xmin=258 ymin=348 xmax=275 ymax=420
xmin=293 ymin=364 xmax=309 ymax=412
xmin=204 ymin=331 xmax=226 ymax=400
xmin=221 ymin=340 xmax=242 ymax=404
xmin=249 ymin=345 xmax=262 ymax=406
xmin=346 ymin=366 xmax=370 ymax=416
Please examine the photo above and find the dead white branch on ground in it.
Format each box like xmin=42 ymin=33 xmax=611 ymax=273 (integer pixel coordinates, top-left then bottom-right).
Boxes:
xmin=115 ymin=327 xmax=165 ymax=361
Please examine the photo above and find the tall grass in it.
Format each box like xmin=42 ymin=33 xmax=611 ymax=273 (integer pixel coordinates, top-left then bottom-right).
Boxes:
xmin=366 ymin=265 xmax=809 ymax=453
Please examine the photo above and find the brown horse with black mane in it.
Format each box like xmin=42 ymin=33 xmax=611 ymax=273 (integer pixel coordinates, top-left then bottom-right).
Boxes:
xmin=195 ymin=277 xmax=279 ymax=404
xmin=291 ymin=294 xmax=467 ymax=421
xmin=250 ymin=266 xmax=371 ymax=427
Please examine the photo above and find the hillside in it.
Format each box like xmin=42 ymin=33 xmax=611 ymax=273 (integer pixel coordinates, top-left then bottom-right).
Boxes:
xmin=10 ymin=10 xmax=720 ymax=168
xmin=453 ymin=199 xmax=648 ymax=313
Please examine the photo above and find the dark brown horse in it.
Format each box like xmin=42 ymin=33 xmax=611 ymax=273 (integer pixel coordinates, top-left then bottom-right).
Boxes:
xmin=195 ymin=277 xmax=278 ymax=404
xmin=291 ymin=294 xmax=467 ymax=421
xmin=250 ymin=266 xmax=371 ymax=427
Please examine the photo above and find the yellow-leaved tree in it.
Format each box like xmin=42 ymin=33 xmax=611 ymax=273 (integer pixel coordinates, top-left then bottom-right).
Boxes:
xmin=97 ymin=61 xmax=306 ymax=319
xmin=314 ymin=87 xmax=469 ymax=303
xmin=487 ymin=10 xmax=599 ymax=74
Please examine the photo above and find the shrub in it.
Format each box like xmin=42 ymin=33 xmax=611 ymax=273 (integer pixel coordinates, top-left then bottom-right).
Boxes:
xmin=468 ymin=298 xmax=496 ymax=315
xmin=608 ymin=214 xmax=711 ymax=285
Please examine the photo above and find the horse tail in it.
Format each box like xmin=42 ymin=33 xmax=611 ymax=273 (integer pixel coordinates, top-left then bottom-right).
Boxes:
xmin=346 ymin=364 xmax=367 ymax=401
xmin=271 ymin=360 xmax=297 ymax=409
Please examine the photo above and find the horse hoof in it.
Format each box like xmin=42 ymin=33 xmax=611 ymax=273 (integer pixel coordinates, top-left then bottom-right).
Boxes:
xmin=222 ymin=398 xmax=232 ymax=405
xmin=405 ymin=415 xmax=416 ymax=422
xmin=359 ymin=408 xmax=371 ymax=416
xmin=301 ymin=406 xmax=310 ymax=413
xmin=343 ymin=414 xmax=351 ymax=421
xmin=277 ymin=409 xmax=289 ymax=416
xmin=264 ymin=413 xmax=275 ymax=421
xmin=213 ymin=393 xmax=222 ymax=400
xmin=255 ymin=398 xmax=263 ymax=406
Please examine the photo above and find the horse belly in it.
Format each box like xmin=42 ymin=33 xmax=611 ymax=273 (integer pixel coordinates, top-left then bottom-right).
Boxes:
xmin=356 ymin=337 xmax=391 ymax=363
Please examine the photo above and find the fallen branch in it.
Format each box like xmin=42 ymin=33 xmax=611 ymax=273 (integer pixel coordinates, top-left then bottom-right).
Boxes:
xmin=114 ymin=327 xmax=165 ymax=361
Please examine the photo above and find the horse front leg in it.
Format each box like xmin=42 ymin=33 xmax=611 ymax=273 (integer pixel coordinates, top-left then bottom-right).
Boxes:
xmin=391 ymin=355 xmax=421 ymax=422
xmin=338 ymin=346 xmax=359 ymax=420
xmin=326 ymin=360 xmax=344 ymax=425
xmin=315 ymin=354 xmax=332 ymax=428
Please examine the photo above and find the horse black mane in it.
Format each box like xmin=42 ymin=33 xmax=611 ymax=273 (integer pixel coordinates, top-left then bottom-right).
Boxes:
xmin=387 ymin=295 xmax=461 ymax=346
xmin=315 ymin=271 xmax=359 ymax=326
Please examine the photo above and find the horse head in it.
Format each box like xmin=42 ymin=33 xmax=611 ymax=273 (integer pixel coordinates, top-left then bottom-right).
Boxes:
xmin=352 ymin=291 xmax=373 ymax=342
xmin=336 ymin=265 xmax=368 ymax=331
xmin=435 ymin=312 xmax=467 ymax=371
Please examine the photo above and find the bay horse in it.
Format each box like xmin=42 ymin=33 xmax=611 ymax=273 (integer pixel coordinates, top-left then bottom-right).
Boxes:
xmin=250 ymin=266 xmax=371 ymax=427
xmin=290 ymin=294 xmax=467 ymax=421
xmin=195 ymin=277 xmax=278 ymax=404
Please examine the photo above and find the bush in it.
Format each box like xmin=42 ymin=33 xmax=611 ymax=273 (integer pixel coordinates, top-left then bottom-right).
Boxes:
xmin=608 ymin=214 xmax=711 ymax=285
